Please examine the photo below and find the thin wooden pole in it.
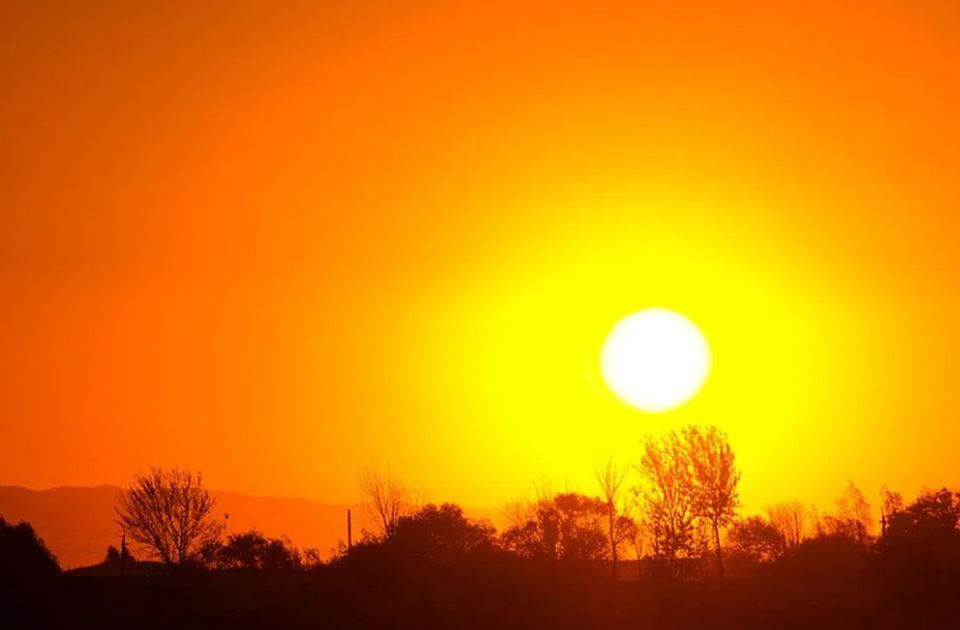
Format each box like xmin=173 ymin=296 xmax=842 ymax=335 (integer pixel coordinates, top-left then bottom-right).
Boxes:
xmin=347 ymin=509 xmax=353 ymax=550
xmin=120 ymin=529 xmax=127 ymax=578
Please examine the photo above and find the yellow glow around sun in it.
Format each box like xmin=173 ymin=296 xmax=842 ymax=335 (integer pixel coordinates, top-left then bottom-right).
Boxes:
xmin=600 ymin=308 xmax=711 ymax=412
xmin=401 ymin=190 xmax=876 ymax=509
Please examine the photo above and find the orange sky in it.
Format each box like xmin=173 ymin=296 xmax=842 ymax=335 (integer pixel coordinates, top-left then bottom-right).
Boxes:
xmin=2 ymin=0 xmax=959 ymax=516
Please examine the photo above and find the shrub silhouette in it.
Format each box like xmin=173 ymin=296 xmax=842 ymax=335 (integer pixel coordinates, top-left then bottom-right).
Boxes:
xmin=213 ymin=529 xmax=302 ymax=570
xmin=343 ymin=503 xmax=496 ymax=570
xmin=772 ymin=531 xmax=869 ymax=596
xmin=728 ymin=516 xmax=786 ymax=565
xmin=501 ymin=493 xmax=608 ymax=561
xmin=874 ymin=488 xmax=960 ymax=610
xmin=0 ymin=516 xmax=61 ymax=612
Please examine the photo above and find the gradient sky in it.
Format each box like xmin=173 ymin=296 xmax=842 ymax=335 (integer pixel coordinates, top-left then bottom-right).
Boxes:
xmin=2 ymin=0 xmax=959 ymax=515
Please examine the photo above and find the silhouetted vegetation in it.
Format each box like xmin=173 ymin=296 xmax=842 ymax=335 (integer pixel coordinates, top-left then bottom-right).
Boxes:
xmin=358 ymin=465 xmax=415 ymax=539
xmin=209 ymin=529 xmax=304 ymax=570
xmin=5 ymin=430 xmax=960 ymax=627
xmin=0 ymin=516 xmax=61 ymax=615
xmin=873 ymin=487 xmax=960 ymax=617
xmin=728 ymin=515 xmax=785 ymax=564
xmin=501 ymin=492 xmax=615 ymax=561
xmin=635 ymin=426 xmax=739 ymax=580
xmin=103 ymin=544 xmax=136 ymax=566
xmin=595 ymin=457 xmax=634 ymax=577
xmin=338 ymin=503 xmax=498 ymax=576
xmin=687 ymin=425 xmax=740 ymax=581
xmin=115 ymin=468 xmax=223 ymax=566
xmin=767 ymin=500 xmax=808 ymax=548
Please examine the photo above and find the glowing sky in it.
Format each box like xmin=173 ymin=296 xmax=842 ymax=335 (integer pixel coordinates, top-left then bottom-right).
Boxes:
xmin=2 ymin=0 xmax=959 ymax=514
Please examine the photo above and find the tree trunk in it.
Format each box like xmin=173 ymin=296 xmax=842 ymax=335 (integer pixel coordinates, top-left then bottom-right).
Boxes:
xmin=608 ymin=502 xmax=618 ymax=579
xmin=713 ymin=520 xmax=724 ymax=583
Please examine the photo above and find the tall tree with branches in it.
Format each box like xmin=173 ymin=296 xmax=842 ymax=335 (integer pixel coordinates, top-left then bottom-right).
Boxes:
xmin=686 ymin=425 xmax=740 ymax=583
xmin=635 ymin=431 xmax=699 ymax=578
xmin=115 ymin=468 xmax=223 ymax=566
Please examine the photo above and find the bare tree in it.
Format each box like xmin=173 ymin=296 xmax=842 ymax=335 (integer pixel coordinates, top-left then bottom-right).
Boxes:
xmin=115 ymin=468 xmax=223 ymax=566
xmin=358 ymin=465 xmax=415 ymax=539
xmin=830 ymin=481 xmax=872 ymax=544
xmin=768 ymin=500 xmax=808 ymax=548
xmin=627 ymin=517 xmax=647 ymax=582
xmin=595 ymin=457 xmax=632 ymax=576
xmin=880 ymin=486 xmax=903 ymax=536
xmin=686 ymin=426 xmax=740 ymax=583
xmin=502 ymin=499 xmax=536 ymax=532
xmin=502 ymin=480 xmax=560 ymax=540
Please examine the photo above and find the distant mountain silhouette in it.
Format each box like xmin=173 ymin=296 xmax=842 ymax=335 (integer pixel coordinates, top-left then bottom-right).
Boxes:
xmin=0 ymin=485 xmax=501 ymax=569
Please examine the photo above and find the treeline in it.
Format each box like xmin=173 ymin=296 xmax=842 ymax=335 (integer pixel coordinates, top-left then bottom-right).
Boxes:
xmin=3 ymin=425 xmax=960 ymax=627
xmin=98 ymin=426 xmax=742 ymax=577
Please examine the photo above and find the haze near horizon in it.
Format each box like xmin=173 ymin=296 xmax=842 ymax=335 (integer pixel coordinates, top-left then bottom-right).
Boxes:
xmin=2 ymin=0 xmax=960 ymax=514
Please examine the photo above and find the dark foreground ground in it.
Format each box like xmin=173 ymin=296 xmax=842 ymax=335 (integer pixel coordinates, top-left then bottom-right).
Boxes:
xmin=9 ymin=565 xmax=960 ymax=630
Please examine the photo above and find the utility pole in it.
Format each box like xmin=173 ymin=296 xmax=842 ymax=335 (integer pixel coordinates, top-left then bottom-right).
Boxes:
xmin=120 ymin=529 xmax=127 ymax=578
xmin=347 ymin=509 xmax=352 ymax=550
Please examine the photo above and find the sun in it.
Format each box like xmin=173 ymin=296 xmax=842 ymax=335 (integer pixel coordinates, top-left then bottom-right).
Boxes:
xmin=600 ymin=308 xmax=711 ymax=412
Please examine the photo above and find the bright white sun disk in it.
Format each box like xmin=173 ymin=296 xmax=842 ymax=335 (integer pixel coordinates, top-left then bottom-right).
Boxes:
xmin=601 ymin=308 xmax=711 ymax=412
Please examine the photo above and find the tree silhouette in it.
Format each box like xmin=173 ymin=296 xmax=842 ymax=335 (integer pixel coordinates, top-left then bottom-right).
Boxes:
xmin=686 ymin=425 xmax=740 ymax=582
xmin=384 ymin=503 xmax=496 ymax=563
xmin=595 ymin=457 xmax=634 ymax=576
xmin=501 ymin=493 xmax=609 ymax=561
xmin=768 ymin=500 xmax=808 ymax=548
xmin=339 ymin=503 xmax=497 ymax=580
xmin=103 ymin=544 xmax=136 ymax=567
xmin=115 ymin=468 xmax=223 ymax=566
xmin=728 ymin=516 xmax=785 ymax=564
xmin=883 ymin=488 xmax=960 ymax=541
xmin=873 ymin=488 xmax=960 ymax=614
xmin=824 ymin=481 xmax=872 ymax=544
xmin=0 ymin=516 xmax=60 ymax=610
xmin=358 ymin=465 xmax=415 ymax=539
xmin=214 ymin=529 xmax=301 ymax=570
xmin=301 ymin=547 xmax=323 ymax=569
xmin=880 ymin=486 xmax=904 ymax=536
xmin=635 ymin=431 xmax=699 ymax=577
